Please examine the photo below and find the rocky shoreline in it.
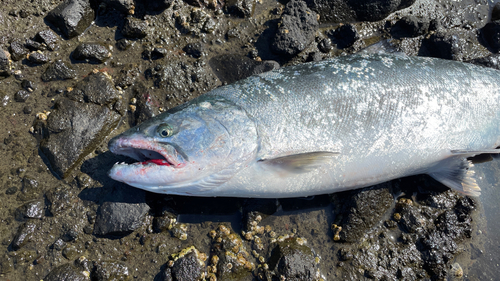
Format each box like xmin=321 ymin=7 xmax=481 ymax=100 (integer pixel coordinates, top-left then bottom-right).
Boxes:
xmin=0 ymin=0 xmax=499 ymax=280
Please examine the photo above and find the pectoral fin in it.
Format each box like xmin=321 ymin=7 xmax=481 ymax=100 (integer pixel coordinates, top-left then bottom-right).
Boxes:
xmin=258 ymin=151 xmax=339 ymax=174
xmin=428 ymin=156 xmax=480 ymax=196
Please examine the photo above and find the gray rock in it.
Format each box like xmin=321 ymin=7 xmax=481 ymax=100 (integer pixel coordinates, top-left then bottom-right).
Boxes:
xmin=9 ymin=40 xmax=28 ymax=61
xmin=72 ymin=43 xmax=112 ymax=63
xmin=209 ymin=54 xmax=279 ymax=84
xmin=25 ymin=39 xmax=46 ymax=51
xmin=121 ymin=17 xmax=149 ymax=39
xmin=391 ymin=16 xmax=430 ymax=38
xmin=469 ymin=53 xmax=500 ymax=70
xmin=34 ymin=30 xmax=59 ymax=51
xmin=0 ymin=49 xmax=11 ymax=77
xmin=224 ymin=0 xmax=255 ymax=18
xmin=480 ymin=20 xmax=500 ymax=52
xmin=67 ymin=72 xmax=120 ymax=105
xmin=271 ymin=0 xmax=318 ymax=57
xmin=41 ymin=60 xmax=77 ymax=81
xmin=493 ymin=3 xmax=500 ymax=21
xmin=183 ymin=42 xmax=204 ymax=58
xmin=92 ymin=261 xmax=130 ymax=281
xmin=15 ymin=200 xmax=44 ymax=220
xmin=101 ymin=0 xmax=134 ymax=13
xmin=11 ymin=221 xmax=37 ymax=250
xmin=304 ymin=0 xmax=416 ymax=23
xmin=45 ymin=0 xmax=95 ymax=39
xmin=267 ymin=237 xmax=318 ymax=281
xmin=43 ymin=263 xmax=89 ymax=281
xmin=17 ymin=176 xmax=43 ymax=202
xmin=171 ymin=251 xmax=204 ymax=280
xmin=27 ymin=51 xmax=49 ymax=64
xmin=14 ymin=90 xmax=30 ymax=102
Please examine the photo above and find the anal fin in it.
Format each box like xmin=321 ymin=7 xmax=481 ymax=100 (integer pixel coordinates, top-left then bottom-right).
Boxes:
xmin=428 ymin=156 xmax=480 ymax=197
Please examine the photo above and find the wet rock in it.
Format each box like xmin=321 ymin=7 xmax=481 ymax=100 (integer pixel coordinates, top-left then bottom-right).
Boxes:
xmin=43 ymin=263 xmax=89 ymax=281
xmin=40 ymin=73 xmax=121 ymax=178
xmin=225 ymin=0 xmax=255 ymax=18
xmin=145 ymin=0 xmax=174 ymax=11
xmin=395 ymin=199 xmax=430 ymax=234
xmin=480 ymin=20 xmax=500 ymax=52
xmin=52 ymin=238 xmax=67 ymax=251
xmin=267 ymin=237 xmax=318 ymax=281
xmin=0 ymin=254 xmax=14 ymax=274
xmin=142 ymin=46 xmax=168 ymax=60
xmin=420 ymin=30 xmax=474 ymax=61
xmin=92 ymin=261 xmax=130 ymax=281
xmin=328 ymin=24 xmax=359 ymax=49
xmin=46 ymin=185 xmax=75 ymax=216
xmin=153 ymin=208 xmax=177 ymax=233
xmin=129 ymin=83 xmax=161 ymax=125
xmin=317 ymin=38 xmax=333 ymax=53
xmin=27 ymin=51 xmax=49 ymax=64
xmin=11 ymin=221 xmax=37 ymax=250
xmin=121 ymin=17 xmax=149 ymax=39
xmin=165 ymin=247 xmax=206 ymax=281
xmin=17 ymin=176 xmax=43 ymax=201
xmin=14 ymin=90 xmax=30 ymax=102
xmin=333 ymin=183 xmax=393 ymax=242
xmin=45 ymin=0 xmax=95 ymax=39
xmin=391 ymin=16 xmax=430 ymax=38
xmin=101 ymin=0 xmax=135 ymax=14
xmin=41 ymin=60 xmax=78 ymax=81
xmin=183 ymin=42 xmax=205 ymax=58
xmin=209 ymin=54 xmax=279 ymax=84
xmin=9 ymin=40 xmax=28 ymax=61
xmin=0 ymin=49 xmax=11 ymax=77
xmin=72 ymin=43 xmax=112 ymax=63
xmin=23 ymin=106 xmax=32 ymax=114
xmin=15 ymin=199 xmax=44 ymax=220
xmin=493 ymin=3 xmax=500 ymax=21
xmin=21 ymin=80 xmax=36 ymax=92
xmin=34 ymin=29 xmax=59 ymax=51
xmin=25 ymin=39 xmax=47 ymax=51
xmin=271 ymin=0 xmax=319 ymax=57
xmin=93 ymin=187 xmax=150 ymax=236
xmin=469 ymin=53 xmax=500 ymax=70
xmin=116 ymin=38 xmax=132 ymax=51
xmin=304 ymin=0 xmax=416 ymax=24
xmin=115 ymin=64 xmax=141 ymax=89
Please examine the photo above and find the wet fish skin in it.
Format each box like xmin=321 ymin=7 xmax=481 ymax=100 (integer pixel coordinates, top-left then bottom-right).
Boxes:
xmin=108 ymin=54 xmax=500 ymax=198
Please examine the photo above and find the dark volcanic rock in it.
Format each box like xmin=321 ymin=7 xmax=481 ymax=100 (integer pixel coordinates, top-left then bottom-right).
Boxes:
xmin=9 ymin=40 xmax=28 ymax=61
xmin=45 ymin=0 xmax=95 ymax=39
xmin=304 ymin=0 xmax=416 ymax=24
xmin=493 ymin=3 xmax=500 ymax=21
xmin=391 ymin=16 xmax=430 ymax=38
xmin=101 ymin=0 xmax=135 ymax=13
xmin=267 ymin=237 xmax=318 ymax=281
xmin=209 ymin=54 xmax=279 ymax=84
xmin=27 ymin=51 xmax=49 ymax=64
xmin=420 ymin=30 xmax=472 ymax=61
xmin=334 ymin=183 xmax=393 ymax=242
xmin=93 ymin=187 xmax=150 ymax=236
xmin=25 ymin=39 xmax=46 ymax=51
xmin=171 ymin=251 xmax=204 ymax=280
xmin=21 ymin=80 xmax=36 ymax=92
xmin=41 ymin=60 xmax=77 ymax=81
xmin=329 ymin=24 xmax=359 ymax=49
xmin=11 ymin=221 xmax=37 ymax=250
xmin=93 ymin=261 xmax=130 ymax=280
xmin=14 ymin=90 xmax=30 ymax=102
xmin=271 ymin=0 xmax=318 ymax=57
xmin=121 ymin=17 xmax=149 ymax=39
xmin=34 ymin=30 xmax=59 ymax=51
xmin=183 ymin=42 xmax=205 ymax=58
xmin=15 ymin=200 xmax=45 ymax=220
xmin=469 ymin=53 xmax=500 ymax=70
xmin=480 ymin=20 xmax=500 ymax=52
xmin=72 ymin=43 xmax=112 ymax=63
xmin=225 ymin=0 xmax=255 ymax=18
xmin=40 ymin=72 xmax=121 ymax=178
xmin=0 ymin=49 xmax=11 ymax=77
xmin=43 ymin=263 xmax=88 ymax=281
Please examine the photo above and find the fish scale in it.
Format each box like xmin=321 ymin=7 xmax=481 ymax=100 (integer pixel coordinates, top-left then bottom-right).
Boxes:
xmin=108 ymin=54 xmax=500 ymax=198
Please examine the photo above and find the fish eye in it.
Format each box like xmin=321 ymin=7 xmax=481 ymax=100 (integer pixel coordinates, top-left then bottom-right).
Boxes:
xmin=157 ymin=123 xmax=173 ymax=138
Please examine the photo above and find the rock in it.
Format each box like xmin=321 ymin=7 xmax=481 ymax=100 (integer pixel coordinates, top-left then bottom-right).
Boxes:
xmin=115 ymin=64 xmax=141 ymax=89
xmin=333 ymin=183 xmax=393 ymax=242
xmin=267 ymin=237 xmax=318 ymax=281
xmin=493 ymin=3 xmax=500 ymax=21
xmin=153 ymin=208 xmax=177 ymax=233
xmin=14 ymin=90 xmax=30 ymax=102
xmin=224 ymin=0 xmax=255 ymax=18
xmin=480 ymin=20 xmax=500 ymax=52
xmin=0 ymin=49 xmax=11 ymax=77
xmin=27 ymin=51 xmax=49 ymax=64
xmin=11 ymin=221 xmax=37 ymax=250
xmin=17 ymin=176 xmax=43 ymax=202
xmin=271 ymin=0 xmax=319 ymax=57
xmin=209 ymin=54 xmax=279 ymax=84
xmin=129 ymin=83 xmax=160 ymax=124
xmin=304 ymin=0 xmax=416 ymax=24
xmin=93 ymin=186 xmax=150 ymax=236
xmin=328 ymin=24 xmax=359 ymax=49
xmin=391 ymin=16 xmax=430 ymax=38
xmin=72 ymin=43 xmax=112 ymax=63
xmin=21 ymin=80 xmax=36 ymax=92
xmin=165 ymin=247 xmax=206 ymax=281
xmin=144 ymin=0 xmax=174 ymax=11
xmin=183 ymin=42 xmax=204 ymax=58
xmin=142 ymin=46 xmax=168 ymax=60
xmin=9 ymin=40 xmax=28 ymax=61
xmin=15 ymin=200 xmax=44 ymax=220
xmin=121 ymin=17 xmax=149 ymax=39
xmin=92 ymin=261 xmax=130 ymax=281
xmin=45 ymin=0 xmax=95 ymax=39
xmin=469 ymin=53 xmax=500 ymax=70
xmin=43 ymin=263 xmax=89 ymax=281
xmin=25 ymin=39 xmax=47 ymax=51
xmin=46 ymin=185 xmax=75 ymax=216
xmin=40 ymin=72 xmax=121 ymax=178
xmin=41 ymin=60 xmax=77 ymax=81
xmin=420 ymin=31 xmax=467 ymax=60
xmin=317 ymin=38 xmax=333 ymax=53
xmin=116 ymin=38 xmax=132 ymax=51
xmin=34 ymin=30 xmax=59 ymax=51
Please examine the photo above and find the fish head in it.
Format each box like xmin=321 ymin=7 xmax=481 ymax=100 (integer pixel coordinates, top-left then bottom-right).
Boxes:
xmin=108 ymin=97 xmax=258 ymax=194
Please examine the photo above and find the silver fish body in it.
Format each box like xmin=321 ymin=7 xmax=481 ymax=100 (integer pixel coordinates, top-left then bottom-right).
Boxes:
xmin=109 ymin=54 xmax=500 ymax=198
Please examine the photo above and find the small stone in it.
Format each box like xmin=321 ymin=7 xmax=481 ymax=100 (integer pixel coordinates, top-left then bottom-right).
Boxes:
xmin=72 ymin=43 xmax=112 ymax=63
xmin=9 ymin=40 xmax=28 ymax=61
xmin=116 ymin=38 xmax=132 ymax=51
xmin=28 ymin=51 xmax=49 ymax=64
xmin=183 ymin=42 xmax=204 ymax=58
xmin=14 ymin=90 xmax=30 ymax=102
xmin=41 ymin=60 xmax=77 ymax=82
xmin=21 ymin=80 xmax=37 ymax=92
xmin=45 ymin=0 xmax=96 ymax=38
xmin=34 ymin=30 xmax=59 ymax=51
xmin=0 ymin=49 xmax=11 ymax=77
xmin=330 ymin=24 xmax=359 ymax=49
xmin=25 ymin=39 xmax=46 ymax=51
xmin=121 ymin=17 xmax=149 ymax=38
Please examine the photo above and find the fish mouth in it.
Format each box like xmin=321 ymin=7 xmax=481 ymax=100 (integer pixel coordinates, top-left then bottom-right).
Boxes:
xmin=110 ymin=137 xmax=186 ymax=168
